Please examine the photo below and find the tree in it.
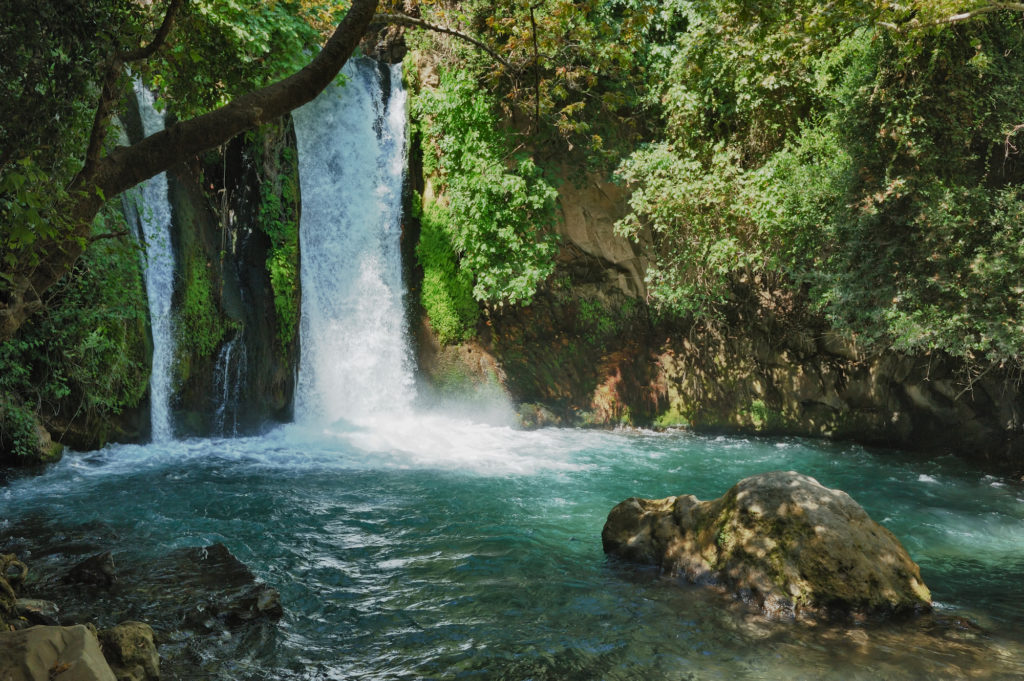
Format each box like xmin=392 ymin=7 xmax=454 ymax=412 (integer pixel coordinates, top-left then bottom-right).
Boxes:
xmin=614 ymin=0 xmax=1024 ymax=363
xmin=0 ymin=0 xmax=381 ymax=343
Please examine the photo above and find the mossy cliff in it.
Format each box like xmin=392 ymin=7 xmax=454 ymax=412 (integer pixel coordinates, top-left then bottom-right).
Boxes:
xmin=165 ymin=118 xmax=301 ymax=435
xmin=410 ymin=144 xmax=1024 ymax=473
xmin=0 ymin=206 xmax=151 ymax=465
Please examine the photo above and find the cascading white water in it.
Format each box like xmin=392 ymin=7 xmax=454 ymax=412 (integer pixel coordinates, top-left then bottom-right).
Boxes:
xmin=213 ymin=335 xmax=246 ymax=436
xmin=292 ymin=59 xmax=413 ymax=425
xmin=128 ymin=82 xmax=177 ymax=441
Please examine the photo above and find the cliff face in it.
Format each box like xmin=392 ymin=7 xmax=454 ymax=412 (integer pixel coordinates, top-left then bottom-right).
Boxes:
xmin=413 ymin=163 xmax=1024 ymax=473
xmin=165 ymin=120 xmax=300 ymax=436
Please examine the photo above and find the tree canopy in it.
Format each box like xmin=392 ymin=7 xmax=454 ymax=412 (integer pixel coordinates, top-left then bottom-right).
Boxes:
xmin=0 ymin=0 xmax=379 ymax=342
xmin=611 ymin=0 xmax=1024 ymax=364
xmin=2 ymin=0 xmax=1022 ymax=369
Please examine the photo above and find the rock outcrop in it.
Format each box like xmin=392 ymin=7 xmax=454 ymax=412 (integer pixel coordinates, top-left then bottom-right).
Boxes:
xmin=0 ymin=625 xmax=117 ymax=681
xmin=97 ymin=622 xmax=159 ymax=681
xmin=602 ymin=471 xmax=932 ymax=619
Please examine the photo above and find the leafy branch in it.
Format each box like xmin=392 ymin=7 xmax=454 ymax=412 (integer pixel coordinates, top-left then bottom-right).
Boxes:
xmin=81 ymin=0 xmax=185 ymax=180
xmin=373 ymin=12 xmax=512 ymax=69
xmin=879 ymin=2 xmax=1024 ymax=31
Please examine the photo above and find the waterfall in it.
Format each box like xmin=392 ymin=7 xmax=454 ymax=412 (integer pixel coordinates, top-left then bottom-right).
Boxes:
xmin=213 ymin=334 xmax=247 ymax=436
xmin=125 ymin=82 xmax=177 ymax=442
xmin=292 ymin=59 xmax=413 ymax=425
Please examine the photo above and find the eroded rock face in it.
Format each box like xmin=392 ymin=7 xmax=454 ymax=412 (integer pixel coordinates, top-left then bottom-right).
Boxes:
xmin=602 ymin=471 xmax=932 ymax=619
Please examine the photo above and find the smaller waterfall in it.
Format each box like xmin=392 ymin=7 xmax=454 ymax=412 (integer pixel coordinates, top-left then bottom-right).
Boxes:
xmin=129 ymin=82 xmax=177 ymax=441
xmin=212 ymin=334 xmax=247 ymax=436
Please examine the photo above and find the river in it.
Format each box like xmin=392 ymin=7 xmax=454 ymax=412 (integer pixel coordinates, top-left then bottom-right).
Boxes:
xmin=3 ymin=422 xmax=1024 ymax=679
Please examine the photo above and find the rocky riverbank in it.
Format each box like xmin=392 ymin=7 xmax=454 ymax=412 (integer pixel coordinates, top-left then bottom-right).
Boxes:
xmin=1 ymin=527 xmax=283 ymax=680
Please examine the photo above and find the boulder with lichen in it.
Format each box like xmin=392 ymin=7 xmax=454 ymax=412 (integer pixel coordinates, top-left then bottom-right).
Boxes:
xmin=602 ymin=470 xmax=932 ymax=619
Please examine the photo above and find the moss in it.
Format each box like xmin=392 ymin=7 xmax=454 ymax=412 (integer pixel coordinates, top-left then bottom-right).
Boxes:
xmin=747 ymin=398 xmax=785 ymax=431
xmin=173 ymin=256 xmax=232 ymax=389
xmin=254 ymin=121 xmax=301 ymax=360
xmin=432 ymin=359 xmax=479 ymax=396
xmin=417 ymin=201 xmax=479 ymax=344
xmin=654 ymin=406 xmax=691 ymax=428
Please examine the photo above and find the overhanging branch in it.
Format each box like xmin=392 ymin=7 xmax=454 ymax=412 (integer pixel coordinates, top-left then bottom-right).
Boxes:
xmin=122 ymin=0 xmax=184 ymax=62
xmin=373 ymin=12 xmax=512 ymax=70
xmin=0 ymin=0 xmax=381 ymax=344
xmin=80 ymin=0 xmax=184 ymax=181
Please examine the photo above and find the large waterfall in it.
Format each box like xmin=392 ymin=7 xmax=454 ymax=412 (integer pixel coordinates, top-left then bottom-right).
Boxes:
xmin=127 ymin=82 xmax=177 ymax=442
xmin=292 ymin=60 xmax=413 ymax=425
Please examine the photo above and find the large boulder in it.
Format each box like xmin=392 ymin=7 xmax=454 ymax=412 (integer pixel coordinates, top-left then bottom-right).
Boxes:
xmin=0 ymin=625 xmax=116 ymax=681
xmin=602 ymin=470 xmax=932 ymax=619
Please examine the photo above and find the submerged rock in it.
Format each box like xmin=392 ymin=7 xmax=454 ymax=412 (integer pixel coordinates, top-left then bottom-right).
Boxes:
xmin=602 ymin=470 xmax=932 ymax=619
xmin=0 ymin=624 xmax=116 ymax=681
xmin=65 ymin=552 xmax=117 ymax=588
xmin=15 ymin=598 xmax=60 ymax=626
xmin=159 ymin=543 xmax=284 ymax=628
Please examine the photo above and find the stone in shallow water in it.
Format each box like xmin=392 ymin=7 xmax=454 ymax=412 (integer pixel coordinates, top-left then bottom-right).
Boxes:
xmin=154 ymin=543 xmax=284 ymax=628
xmin=602 ymin=470 xmax=932 ymax=619
xmin=15 ymin=598 xmax=60 ymax=626
xmin=64 ymin=552 xmax=117 ymax=588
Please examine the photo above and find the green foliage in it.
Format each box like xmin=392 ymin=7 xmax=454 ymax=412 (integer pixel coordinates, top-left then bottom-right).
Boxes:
xmin=137 ymin=1 xmax=331 ymax=117
xmin=616 ymin=143 xmax=759 ymax=318
xmin=174 ymin=257 xmax=231 ymax=372
xmin=0 ymin=0 xmax=143 ymax=175
xmin=0 ymin=400 xmax=41 ymax=461
xmin=406 ymin=0 xmax=662 ymax=161
xmin=417 ymin=202 xmax=480 ymax=344
xmin=252 ymin=123 xmax=301 ymax=359
xmin=617 ymin=2 xmax=1024 ymax=363
xmin=0 ymin=0 xmax=141 ymax=284
xmin=0 ymin=205 xmax=150 ymax=430
xmin=0 ymin=158 xmax=71 ymax=276
xmin=413 ymin=68 xmax=560 ymax=307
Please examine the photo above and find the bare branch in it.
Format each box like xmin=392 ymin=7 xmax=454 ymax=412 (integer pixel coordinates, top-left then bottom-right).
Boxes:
xmin=1006 ymin=123 xmax=1024 ymax=157
xmin=88 ymin=230 xmax=130 ymax=243
xmin=529 ymin=6 xmax=541 ymax=133
xmin=938 ymin=3 xmax=1024 ymax=26
xmin=879 ymin=2 xmax=1024 ymax=32
xmin=373 ymin=12 xmax=512 ymax=69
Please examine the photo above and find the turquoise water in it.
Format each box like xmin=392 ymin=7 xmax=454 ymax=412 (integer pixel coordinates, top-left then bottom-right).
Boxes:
xmin=3 ymin=420 xmax=1024 ymax=679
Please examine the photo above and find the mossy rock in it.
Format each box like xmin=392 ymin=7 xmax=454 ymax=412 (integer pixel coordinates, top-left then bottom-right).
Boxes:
xmin=603 ymin=471 xmax=932 ymax=620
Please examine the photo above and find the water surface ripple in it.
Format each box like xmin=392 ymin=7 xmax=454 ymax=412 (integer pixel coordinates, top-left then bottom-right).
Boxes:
xmin=3 ymin=424 xmax=1023 ymax=680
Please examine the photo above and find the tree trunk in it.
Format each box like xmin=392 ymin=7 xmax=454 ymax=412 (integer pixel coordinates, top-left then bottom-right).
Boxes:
xmin=0 ymin=0 xmax=380 ymax=343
